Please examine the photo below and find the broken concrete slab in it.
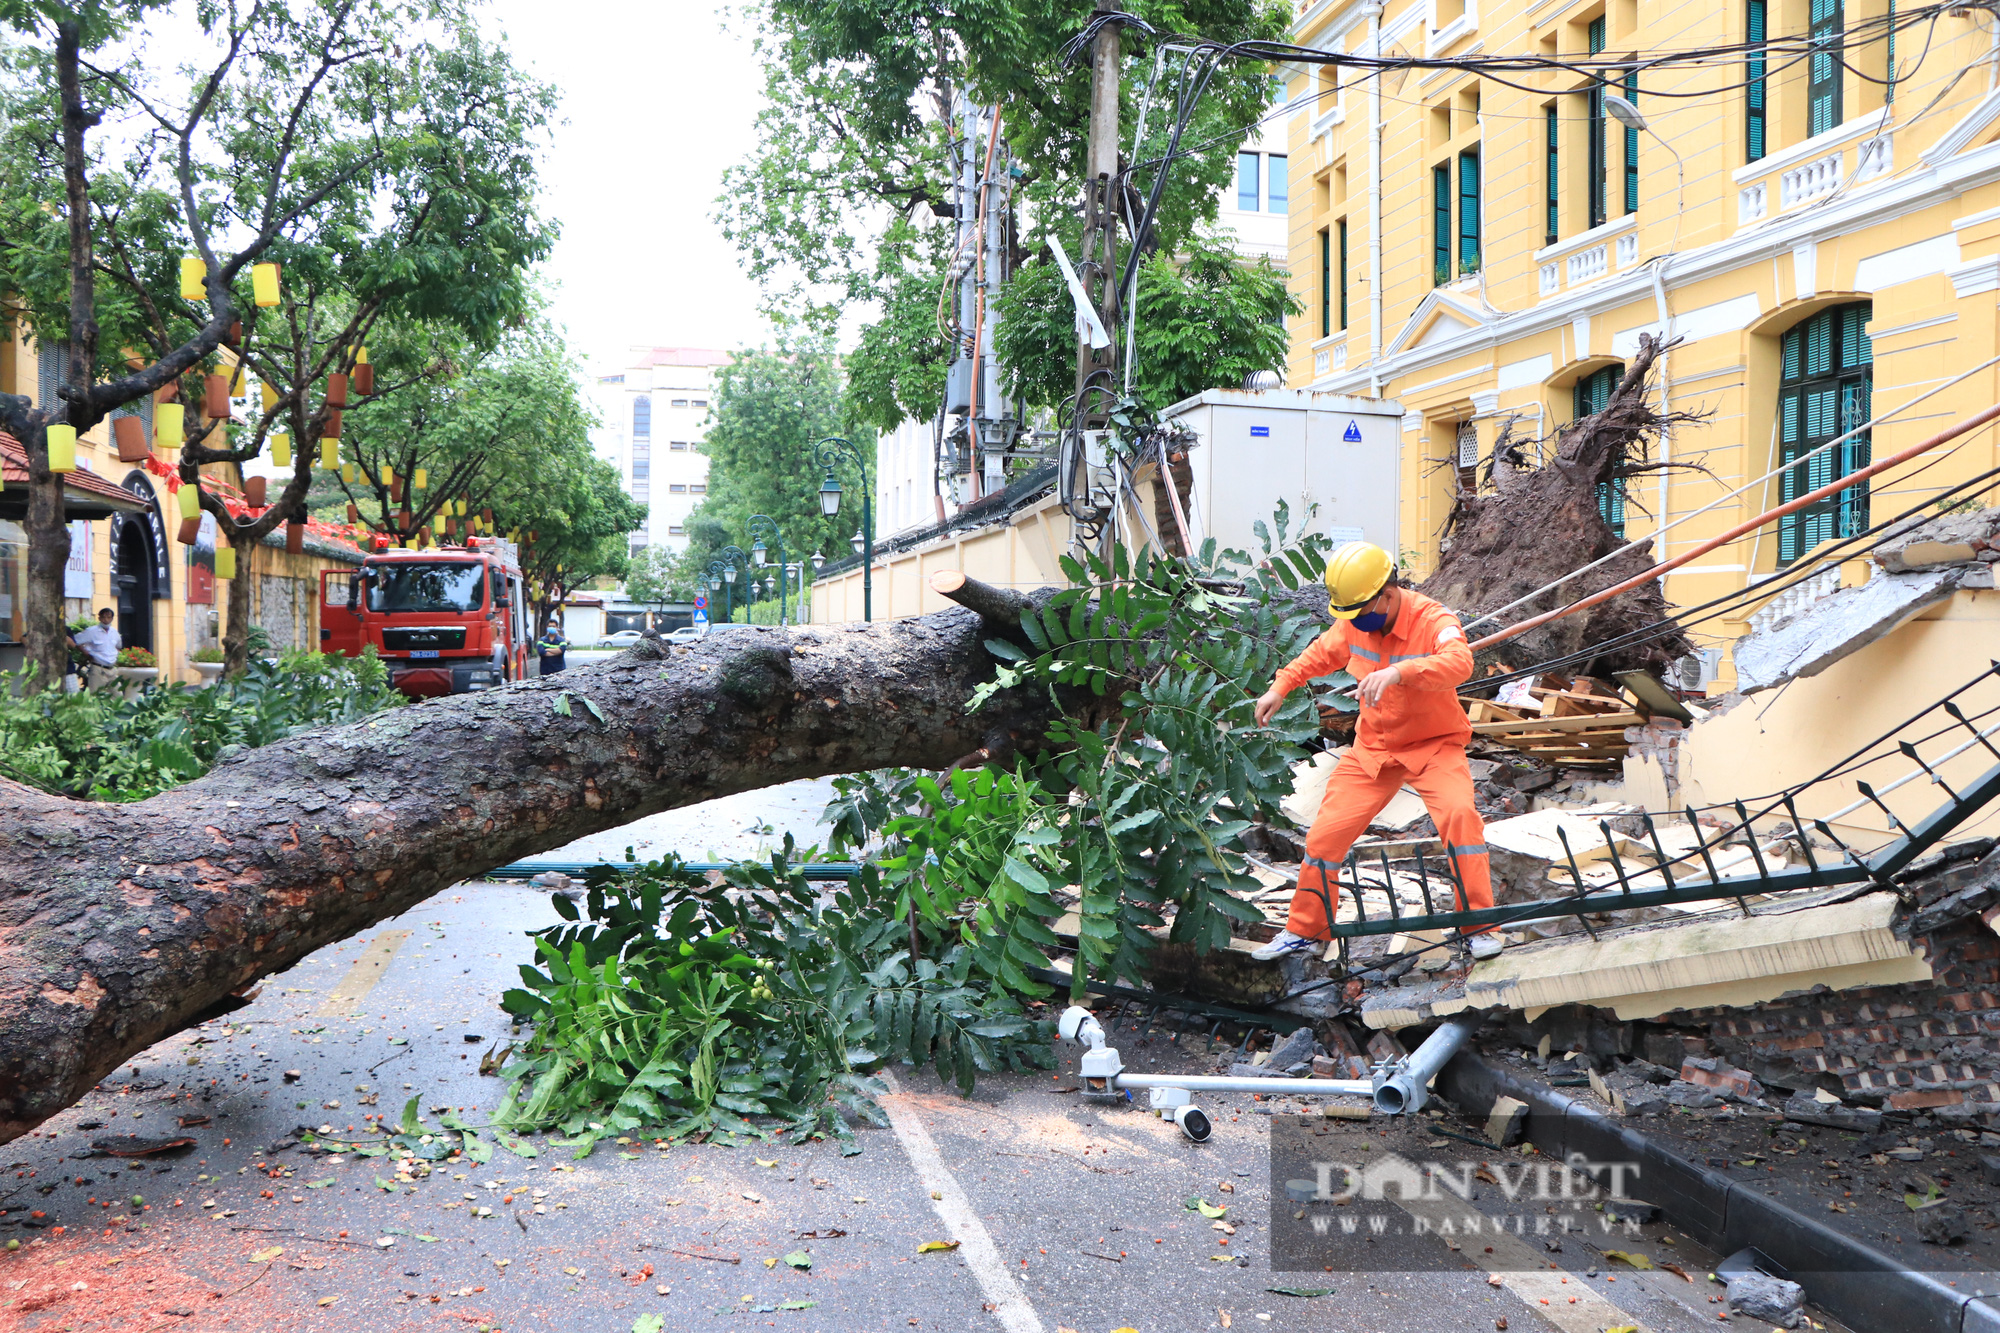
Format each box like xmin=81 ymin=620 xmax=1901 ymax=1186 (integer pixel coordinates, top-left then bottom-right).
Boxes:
xmin=1460 ymin=892 xmax=1931 ymax=1019
xmin=1779 ymin=1090 xmax=1883 ymax=1132
xmin=1871 ymin=504 xmax=2000 ymax=572
xmin=1733 ymin=566 xmax=1964 ymax=693
xmin=1726 ymin=1270 xmax=1806 ymax=1328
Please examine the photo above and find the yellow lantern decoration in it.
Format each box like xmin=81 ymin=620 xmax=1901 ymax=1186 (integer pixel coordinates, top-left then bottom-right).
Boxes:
xmin=229 ymin=366 xmax=246 ymax=396
xmin=251 ymin=262 xmax=280 ymax=308
xmin=179 ymin=256 xmax=206 ymax=301
xmin=261 ymin=382 xmax=280 ymax=412
xmin=155 ymin=403 xmax=185 ymax=450
xmin=341 ymin=462 xmax=356 ymax=485
xmin=178 ymin=483 xmax=199 ymax=520
xmin=432 ymin=514 xmax=446 ymax=534
xmin=319 ymin=438 xmax=338 ymax=470
xmin=355 ymin=345 xmax=369 ymax=365
xmin=271 ymin=433 xmax=291 ymax=468
xmin=215 ymin=544 xmax=236 ymax=579
xmin=45 ymin=424 xmax=76 ymax=473
xmin=412 ymin=467 xmax=427 ymax=490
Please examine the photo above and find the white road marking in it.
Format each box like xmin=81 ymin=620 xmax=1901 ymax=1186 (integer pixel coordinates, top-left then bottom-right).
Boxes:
xmin=879 ymin=1070 xmax=1045 ymax=1333
xmin=1394 ymin=1192 xmax=1655 ymax=1333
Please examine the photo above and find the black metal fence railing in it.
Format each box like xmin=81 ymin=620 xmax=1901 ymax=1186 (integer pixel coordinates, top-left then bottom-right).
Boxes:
xmin=1311 ymin=663 xmax=2000 ymax=956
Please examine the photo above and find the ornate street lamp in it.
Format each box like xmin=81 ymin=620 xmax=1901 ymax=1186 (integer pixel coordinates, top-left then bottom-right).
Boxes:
xmin=815 ymin=437 xmax=873 ymax=622
xmin=746 ymin=515 xmax=788 ymax=625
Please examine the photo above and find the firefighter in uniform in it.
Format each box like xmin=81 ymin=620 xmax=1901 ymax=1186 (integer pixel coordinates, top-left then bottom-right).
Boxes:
xmin=1249 ymin=541 xmax=1502 ymax=962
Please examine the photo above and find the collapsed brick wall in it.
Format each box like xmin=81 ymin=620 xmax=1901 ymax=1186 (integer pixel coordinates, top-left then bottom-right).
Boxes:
xmin=1674 ymin=917 xmax=2000 ymax=1124
xmin=1658 ymin=843 xmax=2000 ymax=1127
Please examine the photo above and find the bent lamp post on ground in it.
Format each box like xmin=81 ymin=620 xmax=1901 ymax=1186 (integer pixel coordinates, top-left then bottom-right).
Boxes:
xmin=1057 ymin=1005 xmax=1483 ymax=1141
xmin=747 ymin=516 xmax=787 ymax=626
xmin=816 ymin=435 xmax=873 ymax=622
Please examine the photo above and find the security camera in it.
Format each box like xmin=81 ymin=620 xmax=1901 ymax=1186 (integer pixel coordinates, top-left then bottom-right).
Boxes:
xmin=1057 ymin=1005 xmax=1105 ymax=1050
xmin=1173 ymin=1104 xmax=1213 ymax=1143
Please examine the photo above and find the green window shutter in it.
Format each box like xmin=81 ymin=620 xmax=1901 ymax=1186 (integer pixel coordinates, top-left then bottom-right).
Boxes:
xmin=1587 ymin=18 xmax=1607 ymax=230
xmin=1576 ymin=365 xmax=1627 ymax=537
xmin=1320 ymin=228 xmax=1331 ymax=339
xmin=1777 ymin=301 xmax=1872 ymax=563
xmin=1545 ymin=104 xmax=1560 ymax=244
xmin=1433 ymin=164 xmax=1451 ymax=285
xmin=1459 ymin=149 xmax=1481 ymax=272
xmin=1809 ymin=0 xmax=1843 ymax=136
xmin=1747 ymin=0 xmax=1768 ymax=162
xmin=1623 ymin=74 xmax=1639 ymax=216
xmin=1338 ymin=219 xmax=1349 ymax=330
xmin=1886 ymin=0 xmax=1896 ymax=105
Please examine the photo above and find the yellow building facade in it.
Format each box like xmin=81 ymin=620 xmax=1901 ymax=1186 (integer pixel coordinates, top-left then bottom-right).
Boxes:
xmin=0 ymin=325 xmax=362 ymax=685
xmin=1286 ymin=0 xmax=2000 ymax=686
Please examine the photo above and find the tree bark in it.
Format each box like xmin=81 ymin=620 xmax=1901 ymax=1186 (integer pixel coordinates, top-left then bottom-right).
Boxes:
xmin=0 ymin=596 xmax=1057 ymax=1142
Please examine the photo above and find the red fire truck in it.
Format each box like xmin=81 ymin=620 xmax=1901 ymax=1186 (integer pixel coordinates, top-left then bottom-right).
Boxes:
xmin=319 ymin=537 xmax=533 ymax=697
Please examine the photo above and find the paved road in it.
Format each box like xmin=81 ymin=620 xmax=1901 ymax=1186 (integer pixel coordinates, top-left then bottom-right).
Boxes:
xmin=0 ymin=785 xmax=1863 ymax=1332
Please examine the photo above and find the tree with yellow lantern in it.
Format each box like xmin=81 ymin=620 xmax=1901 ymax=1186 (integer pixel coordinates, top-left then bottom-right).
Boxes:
xmin=0 ymin=2 xmax=559 ymax=682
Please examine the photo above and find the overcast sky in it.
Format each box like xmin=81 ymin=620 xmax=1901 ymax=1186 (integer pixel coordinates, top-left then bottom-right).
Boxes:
xmin=478 ymin=0 xmax=776 ymax=369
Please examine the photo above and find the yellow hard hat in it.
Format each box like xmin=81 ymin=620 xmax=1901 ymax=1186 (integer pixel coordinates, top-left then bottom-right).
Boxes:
xmin=1323 ymin=541 xmax=1395 ymax=618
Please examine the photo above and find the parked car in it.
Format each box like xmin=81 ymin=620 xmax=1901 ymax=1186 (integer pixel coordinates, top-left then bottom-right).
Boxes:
xmin=665 ymin=626 xmax=705 ymax=644
xmin=599 ymin=629 xmax=644 ymax=648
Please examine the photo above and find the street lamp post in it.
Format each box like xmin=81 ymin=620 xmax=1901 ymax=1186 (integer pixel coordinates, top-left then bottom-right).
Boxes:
xmin=815 ymin=435 xmax=873 ymax=622
xmin=747 ymin=515 xmax=788 ymax=626
xmin=709 ymin=544 xmax=749 ymax=623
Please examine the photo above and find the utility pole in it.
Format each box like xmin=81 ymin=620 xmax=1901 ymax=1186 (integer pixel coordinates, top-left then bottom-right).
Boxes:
xmin=1075 ymin=0 xmax=1120 ymax=408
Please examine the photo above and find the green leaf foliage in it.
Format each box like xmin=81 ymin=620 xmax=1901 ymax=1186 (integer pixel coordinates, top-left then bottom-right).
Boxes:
xmin=491 ymin=851 xmax=1052 ymax=1152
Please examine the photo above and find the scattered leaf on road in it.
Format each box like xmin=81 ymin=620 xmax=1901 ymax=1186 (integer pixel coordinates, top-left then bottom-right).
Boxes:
xmin=1196 ymin=1200 xmax=1226 ymax=1219
xmin=248 ymin=1247 xmax=283 ymax=1263
xmin=631 ymin=1317 xmax=666 ymax=1333
xmin=1660 ymin=1262 xmax=1690 ymax=1281
xmin=1602 ymin=1251 xmax=1653 ymax=1270
xmin=917 ymin=1240 xmax=960 ymax=1253
xmin=317 ymin=1297 xmax=339 ymax=1308
xmin=777 ymin=1300 xmax=817 ymax=1310
xmin=756 ymin=1159 xmax=779 ymax=1168
xmin=1267 ymin=1287 xmax=1334 ymax=1297
xmin=783 ymin=1251 xmax=812 ymax=1270
xmin=303 ymin=1179 xmax=334 ymax=1189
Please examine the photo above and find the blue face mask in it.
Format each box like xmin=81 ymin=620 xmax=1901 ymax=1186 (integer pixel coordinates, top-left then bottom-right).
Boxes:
xmin=1350 ymin=609 xmax=1389 ymax=633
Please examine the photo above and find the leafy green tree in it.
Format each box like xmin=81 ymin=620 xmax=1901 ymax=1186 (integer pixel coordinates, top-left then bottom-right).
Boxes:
xmin=718 ymin=0 xmax=1288 ymax=436
xmin=0 ymin=2 xmax=557 ymax=678
xmin=306 ymin=315 xmax=599 ymax=546
xmin=514 ymin=457 xmax=647 ymax=630
xmin=677 ymin=344 xmax=872 ymax=592
xmin=622 ymin=545 xmax=683 ymax=614
xmin=993 ymin=237 xmax=1293 ymax=412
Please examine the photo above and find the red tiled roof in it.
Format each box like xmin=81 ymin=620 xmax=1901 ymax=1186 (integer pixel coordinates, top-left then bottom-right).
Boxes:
xmin=0 ymin=432 xmax=151 ymax=512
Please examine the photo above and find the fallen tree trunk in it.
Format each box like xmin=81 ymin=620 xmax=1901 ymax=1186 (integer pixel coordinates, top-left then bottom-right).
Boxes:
xmin=0 ymin=587 xmax=1053 ymax=1141
xmin=1419 ymin=334 xmax=1697 ymax=678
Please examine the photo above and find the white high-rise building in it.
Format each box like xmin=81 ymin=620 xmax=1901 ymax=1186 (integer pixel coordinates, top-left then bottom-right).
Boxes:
xmin=587 ymin=347 xmax=735 ymax=553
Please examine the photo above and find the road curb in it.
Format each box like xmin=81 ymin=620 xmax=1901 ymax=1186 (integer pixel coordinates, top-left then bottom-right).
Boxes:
xmin=1435 ymin=1048 xmax=1993 ymax=1333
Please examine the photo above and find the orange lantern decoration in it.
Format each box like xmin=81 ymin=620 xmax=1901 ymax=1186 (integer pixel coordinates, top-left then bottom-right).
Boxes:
xmin=325 ymin=373 xmax=348 ymax=408
xmin=113 ymin=416 xmax=149 ymax=463
xmin=244 ymin=476 xmax=267 ymax=507
xmin=286 ymin=516 xmax=305 ymax=554
xmin=204 ymin=374 xmax=230 ymax=419
xmin=346 ymin=501 xmax=359 ymax=525
xmin=177 ymin=515 xmax=201 ymax=545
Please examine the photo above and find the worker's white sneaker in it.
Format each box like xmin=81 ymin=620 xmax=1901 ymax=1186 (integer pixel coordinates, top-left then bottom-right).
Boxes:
xmin=1251 ymin=929 xmax=1320 ymax=961
xmin=1466 ymin=932 xmax=1505 ymax=961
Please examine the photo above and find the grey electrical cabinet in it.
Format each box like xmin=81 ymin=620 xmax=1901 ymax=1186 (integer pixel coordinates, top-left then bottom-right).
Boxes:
xmin=1158 ymin=389 xmax=1403 ymax=555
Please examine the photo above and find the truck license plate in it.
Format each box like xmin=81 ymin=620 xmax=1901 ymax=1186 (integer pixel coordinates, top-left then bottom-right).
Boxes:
xmin=409 ymin=650 xmax=440 ymax=659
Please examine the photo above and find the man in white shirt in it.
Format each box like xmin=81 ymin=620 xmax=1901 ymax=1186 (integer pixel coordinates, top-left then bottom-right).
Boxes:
xmin=70 ymin=608 xmax=120 ymax=691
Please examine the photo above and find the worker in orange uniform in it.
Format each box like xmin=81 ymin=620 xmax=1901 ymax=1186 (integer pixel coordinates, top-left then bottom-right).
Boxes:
xmin=1248 ymin=541 xmax=1501 ymax=962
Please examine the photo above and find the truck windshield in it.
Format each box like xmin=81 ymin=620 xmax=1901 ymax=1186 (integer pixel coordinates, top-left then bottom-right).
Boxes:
xmin=368 ymin=562 xmax=486 ymax=614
